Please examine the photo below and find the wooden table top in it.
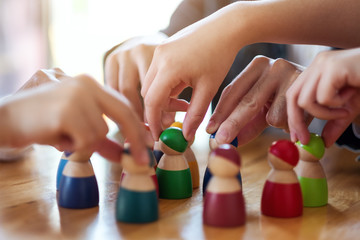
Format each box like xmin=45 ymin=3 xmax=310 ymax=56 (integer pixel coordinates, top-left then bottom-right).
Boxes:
xmin=0 ymin=128 xmax=359 ymax=240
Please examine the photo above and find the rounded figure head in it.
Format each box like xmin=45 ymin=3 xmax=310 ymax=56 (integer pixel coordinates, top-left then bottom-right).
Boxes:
xmin=209 ymin=131 xmax=238 ymax=150
xmin=296 ymin=133 xmax=325 ymax=161
xmin=209 ymin=144 xmax=241 ymax=177
xmin=159 ymin=127 xmax=188 ymax=154
xmin=268 ymin=140 xmax=299 ymax=170
xmin=122 ymin=148 xmax=154 ymax=174
xmin=171 ymin=122 xmax=195 ymax=146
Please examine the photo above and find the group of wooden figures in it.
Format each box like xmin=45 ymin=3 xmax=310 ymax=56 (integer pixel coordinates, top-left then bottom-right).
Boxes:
xmin=55 ymin=122 xmax=328 ymax=228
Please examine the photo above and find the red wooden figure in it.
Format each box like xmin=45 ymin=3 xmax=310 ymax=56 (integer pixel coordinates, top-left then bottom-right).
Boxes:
xmin=261 ymin=140 xmax=303 ymax=218
xmin=203 ymin=144 xmax=245 ymax=227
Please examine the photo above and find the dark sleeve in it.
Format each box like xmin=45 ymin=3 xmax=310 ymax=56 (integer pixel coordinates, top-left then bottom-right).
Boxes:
xmin=336 ymin=124 xmax=360 ymax=158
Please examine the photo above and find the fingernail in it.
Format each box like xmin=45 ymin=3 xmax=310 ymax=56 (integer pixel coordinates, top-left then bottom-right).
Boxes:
xmin=186 ymin=129 xmax=196 ymax=142
xmin=216 ymin=130 xmax=229 ymax=144
xmin=206 ymin=119 xmax=217 ymax=133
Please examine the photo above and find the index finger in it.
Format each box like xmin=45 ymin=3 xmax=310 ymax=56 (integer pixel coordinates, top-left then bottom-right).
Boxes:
xmin=97 ymin=86 xmax=150 ymax=164
xmin=183 ymin=81 xmax=215 ymax=141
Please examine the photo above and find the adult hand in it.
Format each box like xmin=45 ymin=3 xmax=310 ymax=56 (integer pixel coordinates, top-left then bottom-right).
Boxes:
xmin=287 ymin=48 xmax=360 ymax=147
xmin=206 ymin=56 xmax=306 ymax=146
xmin=0 ymin=75 xmax=151 ymax=164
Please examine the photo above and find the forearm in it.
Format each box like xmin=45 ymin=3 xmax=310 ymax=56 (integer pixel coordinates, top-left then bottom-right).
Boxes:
xmin=161 ymin=0 xmax=205 ymax=37
xmin=215 ymin=0 xmax=360 ymax=53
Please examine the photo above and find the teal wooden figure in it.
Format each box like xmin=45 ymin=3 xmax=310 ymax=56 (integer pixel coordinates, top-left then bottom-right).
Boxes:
xmin=116 ymin=148 xmax=159 ymax=223
xmin=296 ymin=133 xmax=328 ymax=207
xmin=156 ymin=127 xmax=192 ymax=199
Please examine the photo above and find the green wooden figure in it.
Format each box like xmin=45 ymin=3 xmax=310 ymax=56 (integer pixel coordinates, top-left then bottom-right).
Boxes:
xmin=296 ymin=133 xmax=328 ymax=207
xmin=156 ymin=127 xmax=192 ymax=199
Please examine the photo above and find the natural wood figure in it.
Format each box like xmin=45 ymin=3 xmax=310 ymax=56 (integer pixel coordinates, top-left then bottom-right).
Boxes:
xmin=296 ymin=133 xmax=327 ymax=207
xmin=203 ymin=131 xmax=241 ymax=195
xmin=261 ymin=140 xmax=303 ymax=218
xmin=156 ymin=126 xmax=192 ymax=199
xmin=121 ymin=124 xmax=159 ymax=196
xmin=203 ymin=144 xmax=245 ymax=227
xmin=116 ymin=148 xmax=159 ymax=223
xmin=58 ymin=151 xmax=99 ymax=209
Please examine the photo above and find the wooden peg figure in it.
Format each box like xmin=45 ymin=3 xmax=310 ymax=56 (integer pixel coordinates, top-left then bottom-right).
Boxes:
xmin=58 ymin=151 xmax=99 ymax=209
xmin=203 ymin=144 xmax=245 ymax=227
xmin=156 ymin=126 xmax=192 ymax=199
xmin=116 ymin=148 xmax=159 ymax=223
xmin=121 ymin=125 xmax=159 ymax=196
xmin=203 ymin=131 xmax=242 ymax=195
xmin=261 ymin=140 xmax=303 ymax=218
xmin=296 ymin=133 xmax=327 ymax=207
xmin=56 ymin=151 xmax=71 ymax=190
xmin=170 ymin=122 xmax=200 ymax=189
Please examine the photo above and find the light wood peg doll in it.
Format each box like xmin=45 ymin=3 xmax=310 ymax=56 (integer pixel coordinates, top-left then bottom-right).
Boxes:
xmin=203 ymin=144 xmax=245 ymax=227
xmin=121 ymin=135 xmax=159 ymax=196
xmin=296 ymin=133 xmax=327 ymax=207
xmin=261 ymin=140 xmax=303 ymax=218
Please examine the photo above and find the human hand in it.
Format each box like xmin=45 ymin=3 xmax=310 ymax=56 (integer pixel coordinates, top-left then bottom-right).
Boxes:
xmin=0 ymin=75 xmax=151 ymax=164
xmin=104 ymin=34 xmax=169 ymax=122
xmin=141 ymin=10 xmax=242 ymax=141
xmin=206 ymin=56 xmax=305 ymax=146
xmin=17 ymin=68 xmax=69 ymax=92
xmin=286 ymin=48 xmax=360 ymax=147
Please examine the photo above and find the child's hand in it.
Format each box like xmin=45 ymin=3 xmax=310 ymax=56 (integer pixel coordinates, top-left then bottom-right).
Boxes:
xmin=287 ymin=48 xmax=360 ymax=147
xmin=17 ymin=68 xmax=69 ymax=91
xmin=104 ymin=34 xmax=167 ymax=121
xmin=141 ymin=8 xmax=242 ymax=141
xmin=0 ymin=75 xmax=151 ymax=164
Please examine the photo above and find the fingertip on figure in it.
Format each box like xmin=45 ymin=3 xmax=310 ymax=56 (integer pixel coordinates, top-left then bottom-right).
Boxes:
xmin=209 ymin=131 xmax=238 ymax=150
xmin=159 ymin=126 xmax=188 ymax=153
xmin=296 ymin=133 xmax=325 ymax=159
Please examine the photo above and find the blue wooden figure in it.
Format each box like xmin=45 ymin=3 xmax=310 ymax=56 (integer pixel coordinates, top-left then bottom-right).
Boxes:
xmin=116 ymin=148 xmax=158 ymax=223
xmin=58 ymin=151 xmax=99 ymax=209
xmin=203 ymin=131 xmax=242 ymax=195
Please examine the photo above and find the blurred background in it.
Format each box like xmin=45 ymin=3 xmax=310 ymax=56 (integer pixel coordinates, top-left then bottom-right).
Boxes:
xmin=0 ymin=0 xmax=181 ymax=97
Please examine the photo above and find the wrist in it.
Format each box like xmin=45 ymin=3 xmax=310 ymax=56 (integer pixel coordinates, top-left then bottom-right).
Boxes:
xmin=216 ymin=2 xmax=264 ymax=53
